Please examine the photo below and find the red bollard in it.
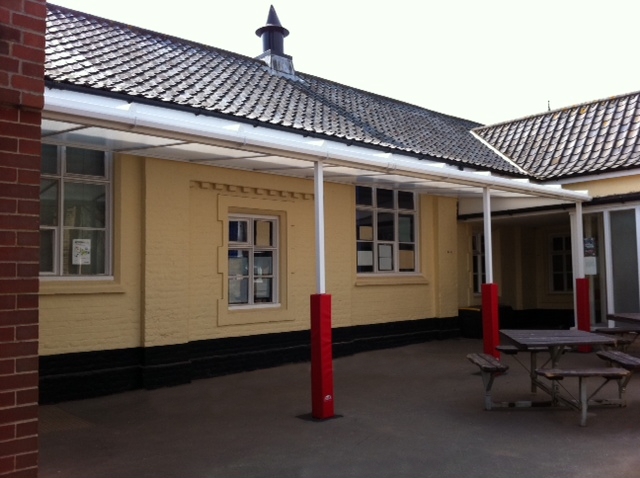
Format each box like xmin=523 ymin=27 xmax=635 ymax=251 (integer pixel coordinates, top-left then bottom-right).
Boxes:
xmin=310 ymin=294 xmax=335 ymax=419
xmin=482 ymin=283 xmax=500 ymax=358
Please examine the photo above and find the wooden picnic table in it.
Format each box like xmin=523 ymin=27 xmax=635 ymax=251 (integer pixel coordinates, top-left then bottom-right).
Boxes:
xmin=500 ymin=329 xmax=616 ymax=366
xmin=498 ymin=329 xmax=625 ymax=425
xmin=607 ymin=312 xmax=640 ymax=325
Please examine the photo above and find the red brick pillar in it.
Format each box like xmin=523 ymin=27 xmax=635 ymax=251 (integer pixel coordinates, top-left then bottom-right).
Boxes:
xmin=1 ymin=1 xmax=46 ymax=477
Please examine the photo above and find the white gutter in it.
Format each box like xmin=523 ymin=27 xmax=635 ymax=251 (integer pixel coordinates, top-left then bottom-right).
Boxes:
xmin=44 ymin=87 xmax=591 ymax=203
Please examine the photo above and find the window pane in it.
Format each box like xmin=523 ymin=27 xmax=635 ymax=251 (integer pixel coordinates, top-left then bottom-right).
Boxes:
xmin=229 ymin=221 xmax=248 ymax=243
xmin=254 ymin=220 xmax=272 ymax=247
xmin=356 ymin=210 xmax=373 ymax=240
xmin=357 ymin=242 xmax=374 ymax=273
xmin=398 ymin=191 xmax=414 ymax=210
xmin=552 ymin=237 xmax=564 ymax=251
xmin=552 ymin=255 xmax=564 ymax=272
xmin=355 ymin=186 xmax=372 ymax=206
xmin=229 ymin=277 xmax=249 ymax=304
xmin=254 ymin=278 xmax=273 ymax=302
xmin=376 ymin=188 xmax=394 ymax=209
xmin=228 ymin=250 xmax=249 ymax=276
xmin=40 ymin=179 xmax=58 ymax=226
xmin=553 ymin=273 xmax=564 ymax=291
xmin=64 ymin=182 xmax=106 ymax=228
xmin=399 ymin=215 xmax=414 ymax=242
xmin=40 ymin=230 xmax=55 ymax=273
xmin=42 ymin=144 xmax=58 ymax=174
xmin=62 ymin=229 xmax=106 ymax=275
xmin=254 ymin=251 xmax=273 ymax=275
xmin=66 ymin=147 xmax=106 ymax=177
xmin=378 ymin=243 xmax=394 ymax=271
xmin=399 ymin=243 xmax=415 ymax=272
xmin=377 ymin=212 xmax=394 ymax=241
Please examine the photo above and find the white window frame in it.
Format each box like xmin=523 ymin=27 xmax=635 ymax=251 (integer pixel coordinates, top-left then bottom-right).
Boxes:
xmin=550 ymin=233 xmax=573 ymax=293
xmin=355 ymin=186 xmax=418 ymax=274
xmin=228 ymin=214 xmax=279 ymax=308
xmin=40 ymin=144 xmax=112 ymax=278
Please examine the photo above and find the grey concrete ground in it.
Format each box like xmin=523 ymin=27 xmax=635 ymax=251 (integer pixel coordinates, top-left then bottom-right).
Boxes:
xmin=39 ymin=338 xmax=640 ymax=478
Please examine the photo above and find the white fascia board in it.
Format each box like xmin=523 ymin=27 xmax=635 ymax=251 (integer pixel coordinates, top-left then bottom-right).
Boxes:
xmin=44 ymin=87 xmax=590 ymax=203
xmin=553 ymin=167 xmax=640 ymax=184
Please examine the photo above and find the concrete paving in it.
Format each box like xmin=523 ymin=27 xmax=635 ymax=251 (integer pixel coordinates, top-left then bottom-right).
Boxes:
xmin=39 ymin=338 xmax=640 ymax=478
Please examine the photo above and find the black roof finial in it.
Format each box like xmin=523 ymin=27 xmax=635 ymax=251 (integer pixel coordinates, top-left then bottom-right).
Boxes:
xmin=255 ymin=5 xmax=289 ymax=56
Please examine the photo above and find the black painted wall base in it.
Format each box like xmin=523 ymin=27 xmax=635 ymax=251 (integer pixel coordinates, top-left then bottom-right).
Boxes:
xmin=39 ymin=317 xmax=459 ymax=404
xmin=458 ymin=307 xmax=575 ymax=338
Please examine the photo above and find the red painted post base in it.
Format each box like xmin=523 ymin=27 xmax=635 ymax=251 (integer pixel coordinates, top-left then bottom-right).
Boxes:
xmin=482 ymin=283 xmax=500 ymax=358
xmin=310 ymin=294 xmax=335 ymax=419
xmin=576 ymin=277 xmax=591 ymax=352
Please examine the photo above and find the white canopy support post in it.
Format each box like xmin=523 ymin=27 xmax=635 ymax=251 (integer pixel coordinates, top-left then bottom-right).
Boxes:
xmin=482 ymin=187 xmax=499 ymax=357
xmin=314 ymin=161 xmax=326 ymax=294
xmin=572 ymin=202 xmax=591 ymax=333
xmin=483 ymin=187 xmax=494 ymax=283
xmin=310 ymin=160 xmax=334 ymax=419
xmin=571 ymin=202 xmax=586 ymax=280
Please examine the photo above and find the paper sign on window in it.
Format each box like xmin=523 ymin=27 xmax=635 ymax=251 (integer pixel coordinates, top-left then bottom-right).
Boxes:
xmin=72 ymin=239 xmax=91 ymax=265
xmin=359 ymin=226 xmax=373 ymax=241
xmin=357 ymin=250 xmax=373 ymax=266
xmin=399 ymin=250 xmax=414 ymax=270
xmin=255 ymin=220 xmax=272 ymax=247
xmin=378 ymin=244 xmax=393 ymax=271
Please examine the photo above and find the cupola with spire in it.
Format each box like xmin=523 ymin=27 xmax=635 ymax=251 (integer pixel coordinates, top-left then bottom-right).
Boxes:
xmin=255 ymin=5 xmax=295 ymax=77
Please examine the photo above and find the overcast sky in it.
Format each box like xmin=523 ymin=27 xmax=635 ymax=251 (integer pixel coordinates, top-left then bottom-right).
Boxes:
xmin=50 ymin=0 xmax=640 ymax=126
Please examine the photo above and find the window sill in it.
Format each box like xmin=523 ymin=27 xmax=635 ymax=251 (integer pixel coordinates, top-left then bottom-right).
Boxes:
xmin=355 ymin=275 xmax=429 ymax=287
xmin=39 ymin=277 xmax=125 ymax=295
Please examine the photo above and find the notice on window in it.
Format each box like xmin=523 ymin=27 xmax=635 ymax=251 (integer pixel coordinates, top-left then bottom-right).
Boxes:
xmin=72 ymin=239 xmax=91 ymax=265
xmin=378 ymin=244 xmax=393 ymax=271
xmin=357 ymin=250 xmax=373 ymax=266
xmin=358 ymin=226 xmax=373 ymax=241
xmin=399 ymin=250 xmax=414 ymax=270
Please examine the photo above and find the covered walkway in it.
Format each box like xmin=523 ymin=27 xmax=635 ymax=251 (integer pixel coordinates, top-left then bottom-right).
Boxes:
xmin=40 ymin=338 xmax=640 ymax=478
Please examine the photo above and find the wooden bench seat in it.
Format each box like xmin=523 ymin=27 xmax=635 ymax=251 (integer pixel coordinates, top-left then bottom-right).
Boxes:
xmin=593 ymin=327 xmax=640 ymax=351
xmin=593 ymin=327 xmax=640 ymax=335
xmin=597 ymin=350 xmax=640 ymax=371
xmin=597 ymin=349 xmax=640 ymax=392
xmin=536 ymin=367 xmax=630 ymax=426
xmin=466 ymin=353 xmax=508 ymax=410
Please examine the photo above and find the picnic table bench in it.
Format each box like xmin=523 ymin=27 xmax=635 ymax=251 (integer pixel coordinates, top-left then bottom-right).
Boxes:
xmin=536 ymin=367 xmax=630 ymax=426
xmin=466 ymin=353 xmax=508 ymax=411
xmin=592 ymin=327 xmax=640 ymax=351
xmin=597 ymin=349 xmax=640 ymax=391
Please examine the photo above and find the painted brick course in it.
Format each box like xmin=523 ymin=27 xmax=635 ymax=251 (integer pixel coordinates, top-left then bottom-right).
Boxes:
xmin=0 ymin=0 xmax=45 ymax=476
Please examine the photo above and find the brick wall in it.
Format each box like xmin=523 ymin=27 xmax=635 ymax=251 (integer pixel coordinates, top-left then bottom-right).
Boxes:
xmin=0 ymin=0 xmax=46 ymax=477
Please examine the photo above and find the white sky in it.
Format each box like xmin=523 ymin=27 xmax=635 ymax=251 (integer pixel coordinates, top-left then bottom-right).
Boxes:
xmin=50 ymin=0 xmax=640 ymax=125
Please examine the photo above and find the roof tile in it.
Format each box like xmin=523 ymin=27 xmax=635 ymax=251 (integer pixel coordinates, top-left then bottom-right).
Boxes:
xmin=45 ymin=3 xmax=521 ymax=175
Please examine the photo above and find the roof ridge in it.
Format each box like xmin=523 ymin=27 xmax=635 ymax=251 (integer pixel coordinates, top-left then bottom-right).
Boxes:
xmin=474 ymin=89 xmax=640 ymax=132
xmin=47 ymin=3 xmax=265 ymax=67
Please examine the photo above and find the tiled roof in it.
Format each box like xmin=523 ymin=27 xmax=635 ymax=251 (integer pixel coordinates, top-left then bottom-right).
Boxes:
xmin=44 ymin=4 xmax=523 ymax=176
xmin=473 ymin=92 xmax=640 ymax=180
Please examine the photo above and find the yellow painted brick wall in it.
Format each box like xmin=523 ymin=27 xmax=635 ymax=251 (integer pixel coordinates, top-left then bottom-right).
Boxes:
xmin=40 ymin=155 xmax=463 ymax=354
xmin=566 ymin=174 xmax=640 ymax=198
xmin=39 ymin=155 xmax=144 ymax=355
